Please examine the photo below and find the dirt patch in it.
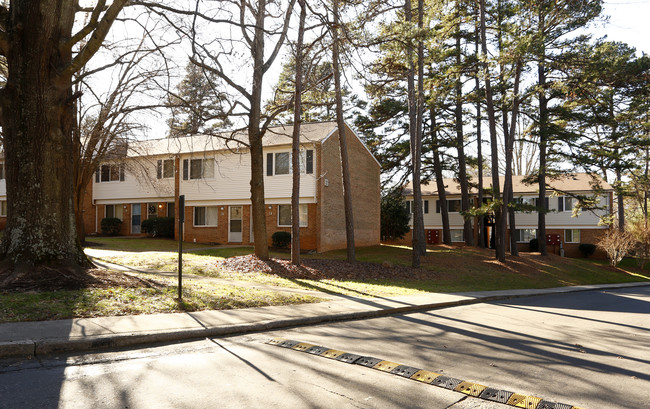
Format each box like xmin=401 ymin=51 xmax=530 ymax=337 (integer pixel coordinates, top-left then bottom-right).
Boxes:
xmin=0 ymin=267 xmax=164 ymax=292
xmin=215 ymin=255 xmax=439 ymax=281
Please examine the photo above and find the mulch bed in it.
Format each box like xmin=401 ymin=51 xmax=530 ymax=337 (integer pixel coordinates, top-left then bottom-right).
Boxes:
xmin=0 ymin=267 xmax=163 ymax=292
xmin=215 ymin=255 xmax=439 ymax=281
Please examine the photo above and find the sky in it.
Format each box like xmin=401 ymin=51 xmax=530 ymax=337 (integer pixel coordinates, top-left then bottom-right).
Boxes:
xmin=600 ymin=0 xmax=650 ymax=55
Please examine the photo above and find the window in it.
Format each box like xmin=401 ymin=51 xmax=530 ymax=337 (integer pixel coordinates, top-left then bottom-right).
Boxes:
xmin=182 ymin=158 xmax=214 ymax=180
xmin=105 ymin=204 xmax=123 ymax=220
xmin=274 ymin=152 xmax=290 ymax=175
xmin=450 ymin=229 xmax=464 ymax=242
xmin=559 ymin=196 xmax=575 ymax=212
xmin=0 ymin=200 xmax=6 ymax=217
xmin=157 ymin=159 xmax=175 ymax=179
xmin=0 ymin=162 xmax=4 ymax=180
xmin=515 ymin=229 xmax=536 ymax=243
xmin=95 ymin=164 xmax=125 ymax=183
xmin=406 ymin=200 xmax=429 ymax=214
xmin=266 ymin=150 xmax=314 ymax=176
xmin=436 ymin=199 xmax=461 ymax=213
xmin=565 ymin=229 xmax=580 ymax=243
xmin=167 ymin=202 xmax=175 ymax=218
xmin=194 ymin=206 xmax=218 ymax=226
xmin=277 ymin=204 xmax=308 ymax=227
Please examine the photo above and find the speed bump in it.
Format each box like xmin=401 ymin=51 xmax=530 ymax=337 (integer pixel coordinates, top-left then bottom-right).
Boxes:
xmin=391 ymin=365 xmax=421 ymax=378
xmin=432 ymin=375 xmax=463 ymax=390
xmin=538 ymin=401 xmax=572 ymax=409
xmin=336 ymin=352 xmax=362 ymax=364
xmin=265 ymin=339 xmax=583 ymax=409
xmin=305 ymin=346 xmax=329 ymax=355
xmin=507 ymin=393 xmax=542 ymax=408
xmin=373 ymin=360 xmax=401 ymax=372
xmin=454 ymin=381 xmax=487 ymax=397
xmin=355 ymin=356 xmax=383 ymax=368
xmin=292 ymin=342 xmax=315 ymax=352
xmin=321 ymin=349 xmax=346 ymax=359
xmin=410 ymin=369 xmax=441 ymax=384
xmin=479 ymin=387 xmax=514 ymax=404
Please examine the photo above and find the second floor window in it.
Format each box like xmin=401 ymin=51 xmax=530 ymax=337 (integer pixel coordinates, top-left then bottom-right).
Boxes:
xmin=266 ymin=150 xmax=314 ymax=176
xmin=95 ymin=164 xmax=125 ymax=183
xmin=182 ymin=158 xmax=214 ymax=180
xmin=436 ymin=199 xmax=461 ymax=213
xmin=157 ymin=159 xmax=175 ymax=179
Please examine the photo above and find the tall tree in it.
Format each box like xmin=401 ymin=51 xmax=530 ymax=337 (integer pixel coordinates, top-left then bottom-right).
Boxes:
xmin=331 ymin=0 xmax=356 ymax=263
xmin=167 ymin=62 xmax=230 ymax=138
xmin=187 ymin=0 xmax=297 ymax=260
xmin=291 ymin=0 xmax=307 ymax=265
xmin=0 ymin=0 xmax=130 ymax=281
xmin=526 ymin=0 xmax=602 ymax=254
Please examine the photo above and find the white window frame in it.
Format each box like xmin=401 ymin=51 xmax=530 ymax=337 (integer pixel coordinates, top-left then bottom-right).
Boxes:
xmin=562 ymin=196 xmax=576 ymax=212
xmin=565 ymin=229 xmax=580 ymax=243
xmin=97 ymin=164 xmax=124 ymax=183
xmin=184 ymin=158 xmax=215 ymax=180
xmin=157 ymin=159 xmax=175 ymax=179
xmin=277 ymin=204 xmax=308 ymax=227
xmin=0 ymin=200 xmax=6 ymax=217
xmin=268 ymin=150 xmax=314 ymax=176
xmin=194 ymin=206 xmax=218 ymax=227
xmin=450 ymin=229 xmax=464 ymax=242
xmin=515 ymin=229 xmax=537 ymax=243
xmin=0 ymin=162 xmax=4 ymax=180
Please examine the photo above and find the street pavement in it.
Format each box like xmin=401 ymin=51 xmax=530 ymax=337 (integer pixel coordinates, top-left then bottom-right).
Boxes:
xmin=1 ymin=284 xmax=649 ymax=408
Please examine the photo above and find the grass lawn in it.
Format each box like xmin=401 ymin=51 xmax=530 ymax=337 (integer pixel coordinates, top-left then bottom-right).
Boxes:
xmin=0 ymin=273 xmax=323 ymax=323
xmin=84 ymin=238 xmax=650 ymax=298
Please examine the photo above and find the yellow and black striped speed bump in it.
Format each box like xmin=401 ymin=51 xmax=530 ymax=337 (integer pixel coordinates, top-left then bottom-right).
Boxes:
xmin=266 ymin=338 xmax=585 ymax=409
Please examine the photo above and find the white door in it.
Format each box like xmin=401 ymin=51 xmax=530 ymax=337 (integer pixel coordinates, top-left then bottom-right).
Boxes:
xmin=229 ymin=206 xmax=243 ymax=243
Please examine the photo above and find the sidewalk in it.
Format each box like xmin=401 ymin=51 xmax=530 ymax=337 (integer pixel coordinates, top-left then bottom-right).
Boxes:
xmin=1 ymin=278 xmax=648 ymax=360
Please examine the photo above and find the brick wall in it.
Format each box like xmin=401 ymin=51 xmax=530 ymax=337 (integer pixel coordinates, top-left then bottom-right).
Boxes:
xmin=319 ymin=126 xmax=381 ymax=252
xmin=180 ymin=203 xmax=319 ymax=250
xmin=387 ymin=227 xmax=608 ymax=259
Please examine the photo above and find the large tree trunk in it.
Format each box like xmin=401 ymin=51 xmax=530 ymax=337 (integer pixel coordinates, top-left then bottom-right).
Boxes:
xmin=405 ymin=0 xmax=424 ymax=267
xmin=332 ymin=0 xmax=355 ymax=263
xmin=291 ymin=0 xmax=306 ymax=266
xmin=413 ymin=0 xmax=426 ymax=256
xmin=474 ymin=15 xmax=485 ymax=249
xmin=0 ymin=1 xmax=88 ymax=276
xmin=431 ymin=110 xmax=451 ymax=245
xmin=249 ymin=0 xmax=270 ymax=260
xmin=537 ymin=23 xmax=548 ymax=256
xmin=479 ymin=0 xmax=505 ymax=262
xmin=454 ymin=4 xmax=473 ymax=246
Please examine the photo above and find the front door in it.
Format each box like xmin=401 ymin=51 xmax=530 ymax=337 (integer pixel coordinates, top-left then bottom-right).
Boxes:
xmin=229 ymin=206 xmax=243 ymax=242
xmin=132 ymin=204 xmax=141 ymax=234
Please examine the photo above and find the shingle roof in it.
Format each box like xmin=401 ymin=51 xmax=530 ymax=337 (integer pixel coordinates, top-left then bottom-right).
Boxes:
xmin=404 ymin=173 xmax=613 ymax=196
xmin=127 ymin=122 xmax=337 ymax=157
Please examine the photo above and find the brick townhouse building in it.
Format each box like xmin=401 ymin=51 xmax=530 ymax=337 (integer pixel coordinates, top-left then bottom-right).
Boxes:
xmin=75 ymin=121 xmax=380 ymax=252
xmin=399 ymin=174 xmax=614 ymax=257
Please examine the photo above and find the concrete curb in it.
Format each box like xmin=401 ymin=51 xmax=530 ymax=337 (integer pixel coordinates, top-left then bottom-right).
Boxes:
xmin=3 ymin=281 xmax=649 ymax=359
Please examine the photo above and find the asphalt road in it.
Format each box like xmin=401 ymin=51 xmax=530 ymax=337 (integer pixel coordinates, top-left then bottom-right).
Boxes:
xmin=1 ymin=287 xmax=648 ymax=409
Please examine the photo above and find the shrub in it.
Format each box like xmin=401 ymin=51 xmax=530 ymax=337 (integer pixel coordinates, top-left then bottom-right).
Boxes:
xmin=628 ymin=220 xmax=650 ymax=269
xmin=101 ymin=217 xmax=122 ymax=236
xmin=141 ymin=217 xmax=175 ymax=238
xmin=380 ymin=193 xmax=411 ymax=241
xmin=578 ymin=243 xmax=596 ymax=258
xmin=272 ymin=231 xmax=291 ymax=248
xmin=529 ymin=238 xmax=539 ymax=252
xmin=598 ymin=229 xmax=635 ymax=267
